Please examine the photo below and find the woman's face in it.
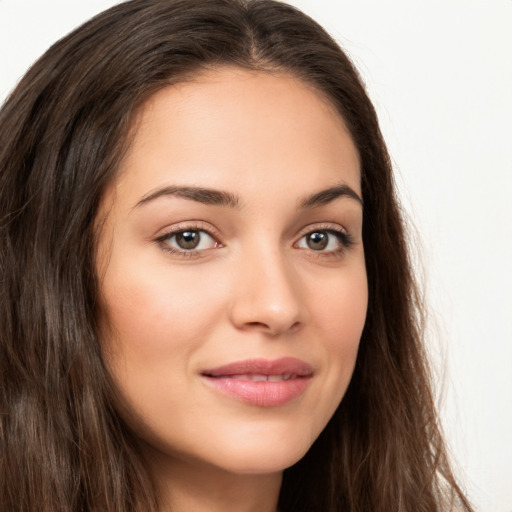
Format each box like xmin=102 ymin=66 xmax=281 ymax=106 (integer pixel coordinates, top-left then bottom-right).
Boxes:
xmin=96 ymin=68 xmax=367 ymax=476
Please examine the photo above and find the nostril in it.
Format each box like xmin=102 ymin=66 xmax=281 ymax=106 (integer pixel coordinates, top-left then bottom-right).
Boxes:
xmin=289 ymin=321 xmax=301 ymax=332
xmin=246 ymin=321 xmax=269 ymax=328
xmin=241 ymin=320 xmax=302 ymax=336
xmin=243 ymin=321 xmax=278 ymax=334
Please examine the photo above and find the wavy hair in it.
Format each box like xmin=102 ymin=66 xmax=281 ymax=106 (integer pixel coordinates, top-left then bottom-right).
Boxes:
xmin=0 ymin=1 xmax=472 ymax=511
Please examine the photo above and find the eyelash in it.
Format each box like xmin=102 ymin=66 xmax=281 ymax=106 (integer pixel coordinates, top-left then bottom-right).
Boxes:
xmin=295 ymin=224 xmax=354 ymax=258
xmin=155 ymin=223 xmax=354 ymax=258
xmin=155 ymin=222 xmax=221 ymax=258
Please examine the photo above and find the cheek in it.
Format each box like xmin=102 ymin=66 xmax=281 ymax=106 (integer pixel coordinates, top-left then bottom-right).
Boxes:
xmin=314 ymin=259 xmax=368 ymax=338
xmin=97 ymin=259 xmax=225 ymax=437
xmin=313 ymin=263 xmax=367 ymax=391
xmin=98 ymin=255 xmax=224 ymax=364
xmin=322 ymin=282 xmax=367 ymax=346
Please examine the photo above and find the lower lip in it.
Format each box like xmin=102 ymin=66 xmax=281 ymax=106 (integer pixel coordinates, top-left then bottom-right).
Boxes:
xmin=202 ymin=376 xmax=311 ymax=407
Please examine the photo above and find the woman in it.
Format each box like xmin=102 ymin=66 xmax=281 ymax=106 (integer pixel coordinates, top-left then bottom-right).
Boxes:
xmin=0 ymin=0 xmax=473 ymax=511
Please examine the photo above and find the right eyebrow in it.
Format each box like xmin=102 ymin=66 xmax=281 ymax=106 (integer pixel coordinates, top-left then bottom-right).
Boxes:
xmin=133 ymin=185 xmax=241 ymax=210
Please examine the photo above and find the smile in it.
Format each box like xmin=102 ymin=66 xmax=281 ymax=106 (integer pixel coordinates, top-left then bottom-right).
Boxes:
xmin=214 ymin=373 xmax=296 ymax=381
xmin=201 ymin=358 xmax=313 ymax=407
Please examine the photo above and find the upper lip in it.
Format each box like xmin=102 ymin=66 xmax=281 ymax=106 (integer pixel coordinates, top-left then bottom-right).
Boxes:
xmin=201 ymin=357 xmax=314 ymax=378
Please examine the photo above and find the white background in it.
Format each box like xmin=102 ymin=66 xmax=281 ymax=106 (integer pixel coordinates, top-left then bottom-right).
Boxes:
xmin=1 ymin=1 xmax=511 ymax=511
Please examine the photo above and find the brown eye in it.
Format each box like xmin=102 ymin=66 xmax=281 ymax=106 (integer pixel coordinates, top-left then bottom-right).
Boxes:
xmin=306 ymin=231 xmax=329 ymax=250
xmin=175 ymin=231 xmax=201 ymax=250
xmin=162 ymin=229 xmax=219 ymax=253
xmin=296 ymin=228 xmax=348 ymax=253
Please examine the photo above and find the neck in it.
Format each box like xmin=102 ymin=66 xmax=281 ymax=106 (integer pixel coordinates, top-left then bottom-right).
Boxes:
xmin=147 ymin=448 xmax=283 ymax=512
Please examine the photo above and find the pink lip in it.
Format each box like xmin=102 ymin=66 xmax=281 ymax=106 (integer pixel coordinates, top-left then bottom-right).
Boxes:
xmin=201 ymin=357 xmax=313 ymax=407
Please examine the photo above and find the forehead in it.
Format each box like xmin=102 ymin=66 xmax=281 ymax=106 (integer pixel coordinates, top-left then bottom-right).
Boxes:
xmin=113 ymin=67 xmax=361 ymax=205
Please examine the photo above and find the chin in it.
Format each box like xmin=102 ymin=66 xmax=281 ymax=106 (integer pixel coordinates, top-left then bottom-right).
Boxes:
xmin=217 ymin=449 xmax=309 ymax=475
xmin=202 ymin=428 xmax=315 ymax=475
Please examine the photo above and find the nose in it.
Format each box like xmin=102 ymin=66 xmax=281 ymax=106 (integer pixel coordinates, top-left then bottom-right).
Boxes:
xmin=228 ymin=245 xmax=305 ymax=336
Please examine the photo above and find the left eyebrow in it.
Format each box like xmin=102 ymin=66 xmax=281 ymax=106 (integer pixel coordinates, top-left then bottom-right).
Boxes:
xmin=299 ymin=183 xmax=363 ymax=209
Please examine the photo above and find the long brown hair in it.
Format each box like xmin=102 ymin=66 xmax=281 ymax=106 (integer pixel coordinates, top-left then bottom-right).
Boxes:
xmin=0 ymin=1 xmax=472 ymax=511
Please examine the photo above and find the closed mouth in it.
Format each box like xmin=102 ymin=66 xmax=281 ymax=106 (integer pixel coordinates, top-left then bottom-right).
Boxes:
xmin=201 ymin=357 xmax=314 ymax=380
xmin=206 ymin=373 xmax=300 ymax=382
xmin=200 ymin=357 xmax=313 ymax=407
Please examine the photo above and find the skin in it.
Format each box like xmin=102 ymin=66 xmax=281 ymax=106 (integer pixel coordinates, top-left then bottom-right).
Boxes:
xmin=96 ymin=67 xmax=368 ymax=512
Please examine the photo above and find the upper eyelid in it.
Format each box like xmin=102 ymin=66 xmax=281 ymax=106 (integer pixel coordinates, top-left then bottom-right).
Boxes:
xmin=154 ymin=221 xmax=222 ymax=241
xmin=295 ymin=222 xmax=350 ymax=238
xmin=155 ymin=221 xmax=347 ymax=236
xmin=155 ymin=225 xmax=221 ymax=257
xmin=153 ymin=221 xmax=353 ymax=248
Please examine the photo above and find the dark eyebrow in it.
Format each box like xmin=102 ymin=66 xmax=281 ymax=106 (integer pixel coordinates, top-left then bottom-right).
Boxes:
xmin=135 ymin=185 xmax=240 ymax=209
xmin=299 ymin=184 xmax=363 ymax=209
xmin=134 ymin=183 xmax=361 ymax=211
